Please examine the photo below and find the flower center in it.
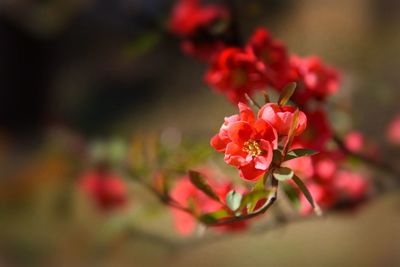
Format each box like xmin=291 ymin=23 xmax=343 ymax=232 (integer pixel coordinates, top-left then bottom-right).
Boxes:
xmin=243 ymin=139 xmax=263 ymax=157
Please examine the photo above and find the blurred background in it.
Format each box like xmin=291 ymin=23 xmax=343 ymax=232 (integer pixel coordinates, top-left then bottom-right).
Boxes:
xmin=0 ymin=0 xmax=399 ymax=266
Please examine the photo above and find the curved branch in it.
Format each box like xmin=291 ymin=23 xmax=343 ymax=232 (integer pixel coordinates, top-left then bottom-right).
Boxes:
xmin=332 ymin=134 xmax=400 ymax=179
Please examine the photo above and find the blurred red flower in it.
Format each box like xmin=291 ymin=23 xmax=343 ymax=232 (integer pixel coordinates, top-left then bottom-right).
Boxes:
xmin=299 ymin=182 xmax=336 ymax=215
xmin=79 ymin=170 xmax=128 ymax=212
xmin=344 ymin=131 xmax=365 ymax=153
xmin=169 ymin=0 xmax=230 ymax=61
xmin=297 ymin=109 xmax=332 ymax=151
xmin=334 ymin=170 xmax=368 ymax=200
xmin=313 ymin=153 xmax=339 ymax=183
xmin=387 ymin=114 xmax=400 ymax=145
xmin=246 ymin=27 xmax=290 ymax=89
xmin=289 ymin=55 xmax=340 ymax=104
xmin=169 ymin=0 xmax=229 ymax=37
xmin=205 ymin=48 xmax=268 ymax=103
xmin=283 ymin=142 xmax=315 ymax=179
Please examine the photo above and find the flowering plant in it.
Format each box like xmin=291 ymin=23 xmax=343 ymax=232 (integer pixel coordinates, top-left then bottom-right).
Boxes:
xmin=73 ymin=0 xmax=399 ymax=238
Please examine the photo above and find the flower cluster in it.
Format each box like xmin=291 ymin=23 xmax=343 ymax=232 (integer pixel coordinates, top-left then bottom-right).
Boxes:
xmin=283 ymin=113 xmax=370 ymax=214
xmin=163 ymin=0 xmax=375 ymax=233
xmin=284 ymin=146 xmax=369 ymax=214
xmin=201 ymin=27 xmax=339 ymax=104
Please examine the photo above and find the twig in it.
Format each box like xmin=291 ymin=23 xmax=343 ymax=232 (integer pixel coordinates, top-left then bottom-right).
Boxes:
xmin=208 ymin=179 xmax=278 ymax=226
xmin=332 ymin=134 xmax=400 ymax=179
xmin=245 ymin=93 xmax=262 ymax=109
xmin=129 ymin=174 xmax=193 ymax=215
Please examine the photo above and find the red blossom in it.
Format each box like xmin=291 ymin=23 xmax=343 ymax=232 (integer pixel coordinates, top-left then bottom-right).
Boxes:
xmin=211 ymin=102 xmax=278 ymax=180
xmin=79 ymin=170 xmax=128 ymax=212
xmin=387 ymin=114 xmax=400 ymax=145
xmin=246 ymin=27 xmax=290 ymax=89
xmin=170 ymin=174 xmax=245 ymax=235
xmin=344 ymin=131 xmax=365 ymax=153
xmin=169 ymin=0 xmax=229 ymax=37
xmin=169 ymin=0 xmax=230 ymax=61
xmin=299 ymin=182 xmax=336 ymax=215
xmin=312 ymin=153 xmax=339 ymax=183
xmin=334 ymin=170 xmax=369 ymax=200
xmin=289 ymin=55 xmax=340 ymax=103
xmin=204 ymin=48 xmax=268 ymax=103
xmin=258 ymin=103 xmax=307 ymax=136
xmin=282 ymin=142 xmax=315 ymax=179
xmin=297 ymin=109 xmax=332 ymax=151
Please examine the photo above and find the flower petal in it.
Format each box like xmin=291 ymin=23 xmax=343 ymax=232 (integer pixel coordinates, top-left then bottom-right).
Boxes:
xmin=227 ymin=121 xmax=253 ymax=145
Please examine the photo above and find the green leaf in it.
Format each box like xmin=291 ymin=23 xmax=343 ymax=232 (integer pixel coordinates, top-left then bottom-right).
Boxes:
xmin=278 ymin=82 xmax=297 ymax=106
xmin=284 ymin=148 xmax=318 ymax=161
xmin=292 ymin=175 xmax=322 ymax=216
xmin=282 ymin=183 xmax=300 ymax=209
xmin=253 ymin=175 xmax=266 ymax=191
xmin=239 ymin=190 xmax=269 ymax=213
xmin=226 ymin=190 xmax=242 ymax=212
xmin=188 ymin=170 xmax=220 ymax=202
xmin=273 ymin=167 xmax=294 ymax=181
xmin=199 ymin=209 xmax=230 ymax=224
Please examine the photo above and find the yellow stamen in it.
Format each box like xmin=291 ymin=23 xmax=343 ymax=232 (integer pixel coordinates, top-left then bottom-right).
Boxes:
xmin=243 ymin=139 xmax=263 ymax=157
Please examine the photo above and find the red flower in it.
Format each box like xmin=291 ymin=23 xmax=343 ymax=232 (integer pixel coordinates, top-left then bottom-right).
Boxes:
xmin=169 ymin=0 xmax=230 ymax=61
xmin=211 ymin=103 xmax=278 ymax=180
xmin=334 ymin=170 xmax=368 ymax=201
xmin=169 ymin=0 xmax=229 ymax=37
xmin=246 ymin=27 xmax=290 ymax=89
xmin=79 ymin=170 xmax=128 ymax=212
xmin=313 ymin=153 xmax=338 ymax=183
xmin=386 ymin=114 xmax=400 ymax=145
xmin=205 ymin=48 xmax=268 ymax=103
xmin=297 ymin=109 xmax=332 ymax=151
xmin=258 ymin=103 xmax=307 ymax=136
xmin=282 ymin=142 xmax=314 ymax=179
xmin=289 ymin=55 xmax=340 ymax=103
xmin=170 ymin=174 xmax=245 ymax=235
xmin=299 ymin=182 xmax=336 ymax=215
xmin=344 ymin=131 xmax=365 ymax=153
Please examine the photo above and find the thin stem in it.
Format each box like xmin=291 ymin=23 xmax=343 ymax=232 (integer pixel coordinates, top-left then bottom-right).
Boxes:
xmin=245 ymin=94 xmax=262 ymax=109
xmin=129 ymin=174 xmax=193 ymax=215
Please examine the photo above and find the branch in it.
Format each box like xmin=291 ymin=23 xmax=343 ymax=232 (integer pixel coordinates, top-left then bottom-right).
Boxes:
xmin=332 ymin=133 xmax=400 ymax=179
xmin=128 ymin=174 xmax=193 ymax=215
xmin=207 ymin=178 xmax=278 ymax=226
xmin=122 ymin=181 xmax=400 ymax=252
